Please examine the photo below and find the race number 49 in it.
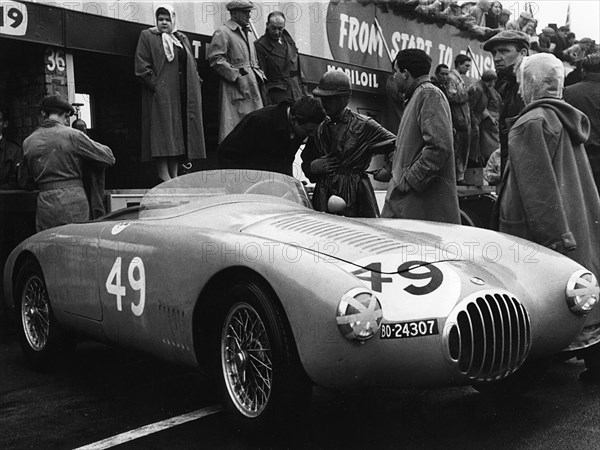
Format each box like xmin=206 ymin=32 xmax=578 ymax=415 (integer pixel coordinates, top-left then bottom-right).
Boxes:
xmin=105 ymin=256 xmax=146 ymax=316
xmin=0 ymin=1 xmax=27 ymax=36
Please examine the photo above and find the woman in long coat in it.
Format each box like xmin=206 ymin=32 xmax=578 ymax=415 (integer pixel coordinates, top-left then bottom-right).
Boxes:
xmin=135 ymin=5 xmax=206 ymax=182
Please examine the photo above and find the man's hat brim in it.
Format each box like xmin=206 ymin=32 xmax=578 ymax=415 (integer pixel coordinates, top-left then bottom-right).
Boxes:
xmin=40 ymin=95 xmax=75 ymax=115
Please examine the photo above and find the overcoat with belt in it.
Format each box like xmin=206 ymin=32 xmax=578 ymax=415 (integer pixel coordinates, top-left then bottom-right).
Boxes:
xmin=207 ymin=19 xmax=266 ymax=143
xmin=135 ymin=28 xmax=206 ymax=162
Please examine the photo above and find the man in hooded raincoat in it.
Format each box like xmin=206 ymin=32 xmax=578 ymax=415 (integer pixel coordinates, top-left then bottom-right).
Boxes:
xmin=496 ymin=53 xmax=600 ymax=381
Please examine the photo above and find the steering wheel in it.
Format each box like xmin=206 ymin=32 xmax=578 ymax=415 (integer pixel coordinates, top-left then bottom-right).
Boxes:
xmin=243 ymin=179 xmax=298 ymax=202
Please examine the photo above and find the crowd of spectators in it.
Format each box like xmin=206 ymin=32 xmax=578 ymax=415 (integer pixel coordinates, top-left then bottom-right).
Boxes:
xmin=370 ymin=0 xmax=598 ymax=68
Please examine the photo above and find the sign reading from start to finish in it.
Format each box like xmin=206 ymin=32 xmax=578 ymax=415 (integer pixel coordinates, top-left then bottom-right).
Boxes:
xmin=326 ymin=2 xmax=494 ymax=78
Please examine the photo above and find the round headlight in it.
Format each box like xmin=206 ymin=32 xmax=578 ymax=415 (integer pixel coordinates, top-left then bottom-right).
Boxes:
xmin=336 ymin=287 xmax=382 ymax=341
xmin=566 ymin=270 xmax=599 ymax=315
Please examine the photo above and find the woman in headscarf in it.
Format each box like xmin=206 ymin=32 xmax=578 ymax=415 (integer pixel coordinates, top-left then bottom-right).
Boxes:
xmin=135 ymin=5 xmax=206 ymax=183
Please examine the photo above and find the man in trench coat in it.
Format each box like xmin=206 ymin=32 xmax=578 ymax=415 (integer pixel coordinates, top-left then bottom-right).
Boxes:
xmin=207 ymin=0 xmax=266 ymax=143
xmin=382 ymin=49 xmax=461 ymax=224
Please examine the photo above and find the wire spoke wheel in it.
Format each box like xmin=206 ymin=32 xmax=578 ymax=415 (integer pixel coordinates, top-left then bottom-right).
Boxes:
xmin=21 ymin=275 xmax=51 ymax=352
xmin=221 ymin=302 xmax=273 ymax=418
xmin=16 ymin=259 xmax=74 ymax=370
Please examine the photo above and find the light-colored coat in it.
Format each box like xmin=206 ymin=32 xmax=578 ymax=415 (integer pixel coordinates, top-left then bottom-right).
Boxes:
xmin=500 ymin=98 xmax=600 ymax=277
xmin=135 ymin=28 xmax=206 ymax=162
xmin=23 ymin=119 xmax=115 ymax=231
xmin=207 ymin=19 xmax=266 ymax=143
xmin=382 ymin=77 xmax=461 ymax=223
xmin=499 ymin=54 xmax=600 ymax=280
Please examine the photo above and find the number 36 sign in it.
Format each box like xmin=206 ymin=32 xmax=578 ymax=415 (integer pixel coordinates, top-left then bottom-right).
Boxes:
xmin=0 ymin=1 xmax=27 ymax=36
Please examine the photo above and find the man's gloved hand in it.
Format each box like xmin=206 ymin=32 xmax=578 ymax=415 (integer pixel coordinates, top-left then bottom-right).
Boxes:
xmin=310 ymin=156 xmax=339 ymax=175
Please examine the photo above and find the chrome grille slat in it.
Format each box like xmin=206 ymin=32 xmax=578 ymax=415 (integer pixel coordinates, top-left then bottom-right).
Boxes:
xmin=445 ymin=291 xmax=531 ymax=382
xmin=486 ymin=295 xmax=503 ymax=374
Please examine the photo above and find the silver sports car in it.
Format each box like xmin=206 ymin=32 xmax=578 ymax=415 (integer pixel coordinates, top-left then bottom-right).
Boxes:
xmin=4 ymin=170 xmax=599 ymax=431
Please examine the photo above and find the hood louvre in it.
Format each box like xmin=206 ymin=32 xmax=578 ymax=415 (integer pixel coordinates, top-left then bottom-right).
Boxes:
xmin=269 ymin=216 xmax=406 ymax=253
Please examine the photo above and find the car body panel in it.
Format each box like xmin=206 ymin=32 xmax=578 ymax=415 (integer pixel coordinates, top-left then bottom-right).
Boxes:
xmin=3 ymin=171 xmax=597 ymax=391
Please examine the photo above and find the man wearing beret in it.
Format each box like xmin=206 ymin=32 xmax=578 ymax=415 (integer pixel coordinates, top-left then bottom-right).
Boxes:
xmin=483 ymin=30 xmax=529 ymax=178
xmin=22 ymin=95 xmax=115 ymax=231
xmin=207 ymin=0 xmax=267 ymax=143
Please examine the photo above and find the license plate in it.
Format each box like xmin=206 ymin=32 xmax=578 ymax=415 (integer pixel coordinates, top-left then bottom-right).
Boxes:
xmin=380 ymin=319 xmax=439 ymax=339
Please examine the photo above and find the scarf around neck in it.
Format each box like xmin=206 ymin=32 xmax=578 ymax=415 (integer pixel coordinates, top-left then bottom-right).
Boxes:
xmin=156 ymin=5 xmax=183 ymax=62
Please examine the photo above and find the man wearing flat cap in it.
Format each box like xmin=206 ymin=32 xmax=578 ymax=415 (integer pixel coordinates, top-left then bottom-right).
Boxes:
xmin=483 ymin=30 xmax=529 ymax=178
xmin=22 ymin=94 xmax=115 ymax=231
xmin=505 ymin=11 xmax=532 ymax=32
xmin=207 ymin=0 xmax=267 ymax=143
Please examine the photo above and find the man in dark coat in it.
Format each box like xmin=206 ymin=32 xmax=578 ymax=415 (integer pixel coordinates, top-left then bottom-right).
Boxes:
xmin=446 ymin=54 xmax=472 ymax=183
xmin=564 ymin=53 xmax=600 ymax=194
xmin=483 ymin=30 xmax=529 ymax=176
xmin=218 ymin=96 xmax=325 ymax=176
xmin=430 ymin=64 xmax=450 ymax=98
xmin=381 ymin=49 xmax=460 ymax=224
xmin=302 ymin=70 xmax=396 ymax=218
xmin=255 ymin=11 xmax=307 ymax=105
xmin=468 ymin=69 xmax=500 ymax=163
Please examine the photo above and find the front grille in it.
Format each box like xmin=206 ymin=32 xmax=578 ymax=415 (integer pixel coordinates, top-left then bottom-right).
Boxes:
xmin=444 ymin=291 xmax=531 ymax=382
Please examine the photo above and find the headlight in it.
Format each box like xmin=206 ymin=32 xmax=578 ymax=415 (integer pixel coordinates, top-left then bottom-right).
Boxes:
xmin=336 ymin=287 xmax=382 ymax=341
xmin=566 ymin=270 xmax=599 ymax=315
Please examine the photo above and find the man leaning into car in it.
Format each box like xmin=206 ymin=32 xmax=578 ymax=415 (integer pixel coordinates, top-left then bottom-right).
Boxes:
xmin=218 ymin=96 xmax=325 ymax=176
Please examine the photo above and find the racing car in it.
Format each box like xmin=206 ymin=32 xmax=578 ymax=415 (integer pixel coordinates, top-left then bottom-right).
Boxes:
xmin=3 ymin=170 xmax=599 ymax=431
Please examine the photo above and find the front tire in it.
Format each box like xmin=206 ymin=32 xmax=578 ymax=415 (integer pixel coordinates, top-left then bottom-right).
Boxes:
xmin=216 ymin=279 xmax=311 ymax=433
xmin=16 ymin=259 xmax=73 ymax=370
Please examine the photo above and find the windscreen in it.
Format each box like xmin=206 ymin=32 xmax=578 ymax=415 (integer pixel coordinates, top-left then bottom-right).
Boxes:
xmin=139 ymin=170 xmax=311 ymax=214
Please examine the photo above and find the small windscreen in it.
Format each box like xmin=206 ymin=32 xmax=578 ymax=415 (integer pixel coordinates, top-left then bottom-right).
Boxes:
xmin=139 ymin=170 xmax=311 ymax=215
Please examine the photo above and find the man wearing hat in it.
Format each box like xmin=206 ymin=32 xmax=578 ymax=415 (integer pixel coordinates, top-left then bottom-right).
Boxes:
xmin=22 ymin=94 xmax=115 ymax=231
xmin=483 ymin=29 xmax=529 ymax=177
xmin=301 ymin=70 xmax=396 ymax=218
xmin=538 ymin=27 xmax=557 ymax=52
xmin=207 ymin=0 xmax=267 ymax=143
xmin=505 ymin=11 xmax=532 ymax=31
